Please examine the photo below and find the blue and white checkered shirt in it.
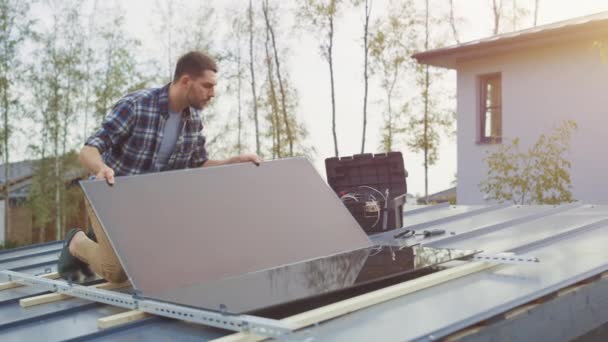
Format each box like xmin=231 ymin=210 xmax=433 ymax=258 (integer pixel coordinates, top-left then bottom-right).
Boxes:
xmin=85 ymin=83 xmax=209 ymax=176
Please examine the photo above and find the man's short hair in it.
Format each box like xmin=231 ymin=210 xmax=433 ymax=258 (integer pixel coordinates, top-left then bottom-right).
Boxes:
xmin=173 ymin=51 xmax=218 ymax=82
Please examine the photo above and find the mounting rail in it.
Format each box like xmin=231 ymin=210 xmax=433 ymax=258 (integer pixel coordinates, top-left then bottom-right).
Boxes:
xmin=1 ymin=270 xmax=295 ymax=338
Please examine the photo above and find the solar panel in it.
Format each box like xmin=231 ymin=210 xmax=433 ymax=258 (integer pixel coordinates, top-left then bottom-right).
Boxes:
xmin=142 ymin=245 xmax=475 ymax=313
xmin=80 ymin=158 xmax=372 ymax=302
xmin=81 ymin=158 xmax=475 ymax=314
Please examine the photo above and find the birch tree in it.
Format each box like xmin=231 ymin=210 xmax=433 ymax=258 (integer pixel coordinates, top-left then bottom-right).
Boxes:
xmin=297 ymin=0 xmax=343 ymax=157
xmin=221 ymin=4 xmax=252 ymax=156
xmin=262 ymin=0 xmax=295 ymax=156
xmin=352 ymin=0 xmax=373 ymax=153
xmin=0 ymin=0 xmax=33 ymax=240
xmin=492 ymin=0 xmax=532 ymax=34
xmin=248 ymin=0 xmax=262 ymax=156
xmin=448 ymin=0 xmax=460 ymax=44
xmin=362 ymin=0 xmax=371 ymax=153
xmin=492 ymin=0 xmax=503 ymax=34
xmin=259 ymin=1 xmax=314 ymax=159
xmin=510 ymin=0 xmax=530 ymax=31
xmin=81 ymin=0 xmax=97 ymax=143
xmin=93 ymin=12 xmax=147 ymax=126
xmin=262 ymin=7 xmax=282 ymax=158
xmin=408 ymin=0 xmax=453 ymax=203
xmin=29 ymin=0 xmax=86 ymax=240
xmin=229 ymin=14 xmax=247 ymax=155
xmin=369 ymin=0 xmax=417 ymax=152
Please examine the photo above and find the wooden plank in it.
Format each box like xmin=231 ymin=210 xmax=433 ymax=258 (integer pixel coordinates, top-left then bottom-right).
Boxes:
xmin=20 ymin=293 xmax=72 ymax=307
xmin=557 ymin=283 xmax=589 ymax=298
xmin=444 ymin=325 xmax=483 ymax=341
xmin=503 ymin=302 xmax=539 ymax=320
xmin=0 ymin=272 xmax=60 ymax=291
xmin=19 ymin=281 xmax=130 ymax=308
xmin=211 ymin=262 xmax=495 ymax=342
xmin=97 ymin=310 xmax=150 ymax=329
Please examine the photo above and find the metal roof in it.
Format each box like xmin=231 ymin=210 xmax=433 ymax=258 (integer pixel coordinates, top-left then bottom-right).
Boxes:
xmin=412 ymin=11 xmax=608 ymax=69
xmin=0 ymin=160 xmax=35 ymax=184
xmin=1 ymin=203 xmax=608 ymax=341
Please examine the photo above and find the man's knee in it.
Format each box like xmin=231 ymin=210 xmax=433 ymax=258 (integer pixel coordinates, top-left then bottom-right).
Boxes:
xmin=98 ymin=249 xmax=127 ymax=283
xmin=99 ymin=262 xmax=128 ymax=283
xmin=102 ymin=269 xmax=128 ymax=284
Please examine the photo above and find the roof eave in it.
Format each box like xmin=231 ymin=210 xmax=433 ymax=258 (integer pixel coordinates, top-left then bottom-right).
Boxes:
xmin=413 ymin=19 xmax=608 ymax=69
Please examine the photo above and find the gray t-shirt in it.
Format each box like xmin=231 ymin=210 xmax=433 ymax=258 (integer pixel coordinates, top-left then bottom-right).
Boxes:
xmin=155 ymin=110 xmax=183 ymax=170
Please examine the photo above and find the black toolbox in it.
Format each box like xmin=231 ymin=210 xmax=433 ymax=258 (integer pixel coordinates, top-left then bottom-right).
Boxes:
xmin=325 ymin=152 xmax=408 ymax=235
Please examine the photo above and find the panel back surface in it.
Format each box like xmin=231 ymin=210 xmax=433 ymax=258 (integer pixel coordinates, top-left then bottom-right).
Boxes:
xmin=80 ymin=158 xmax=372 ymax=297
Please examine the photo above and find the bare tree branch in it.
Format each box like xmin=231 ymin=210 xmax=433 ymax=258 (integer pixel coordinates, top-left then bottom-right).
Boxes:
xmin=449 ymin=0 xmax=460 ymax=44
xmin=248 ymin=0 xmax=261 ymax=156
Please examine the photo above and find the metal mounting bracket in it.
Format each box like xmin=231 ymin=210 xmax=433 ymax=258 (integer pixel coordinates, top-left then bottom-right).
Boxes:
xmin=1 ymin=270 xmax=295 ymax=338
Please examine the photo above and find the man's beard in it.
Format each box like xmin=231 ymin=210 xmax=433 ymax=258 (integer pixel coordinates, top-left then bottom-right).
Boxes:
xmin=191 ymin=100 xmax=206 ymax=110
xmin=188 ymin=92 xmax=207 ymax=110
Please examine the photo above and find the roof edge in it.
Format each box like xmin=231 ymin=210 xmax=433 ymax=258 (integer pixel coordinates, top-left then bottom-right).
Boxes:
xmin=413 ymin=11 xmax=608 ymax=69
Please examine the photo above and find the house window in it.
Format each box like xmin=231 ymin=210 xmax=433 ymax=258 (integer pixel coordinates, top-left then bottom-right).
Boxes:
xmin=479 ymin=73 xmax=502 ymax=144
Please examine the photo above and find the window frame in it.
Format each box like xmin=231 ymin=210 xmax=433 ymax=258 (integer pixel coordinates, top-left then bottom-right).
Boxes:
xmin=478 ymin=73 xmax=502 ymax=145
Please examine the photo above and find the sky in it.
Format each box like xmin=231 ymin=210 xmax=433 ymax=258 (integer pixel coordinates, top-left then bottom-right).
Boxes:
xmin=24 ymin=0 xmax=608 ymax=197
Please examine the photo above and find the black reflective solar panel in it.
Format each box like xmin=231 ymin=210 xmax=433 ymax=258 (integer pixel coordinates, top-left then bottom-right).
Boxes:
xmin=143 ymin=245 xmax=475 ymax=313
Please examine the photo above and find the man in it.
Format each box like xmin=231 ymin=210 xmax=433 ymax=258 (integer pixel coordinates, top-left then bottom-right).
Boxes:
xmin=58 ymin=51 xmax=261 ymax=283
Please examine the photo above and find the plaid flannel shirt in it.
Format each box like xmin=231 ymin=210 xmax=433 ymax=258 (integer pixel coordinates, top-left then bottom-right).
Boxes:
xmin=85 ymin=83 xmax=208 ymax=176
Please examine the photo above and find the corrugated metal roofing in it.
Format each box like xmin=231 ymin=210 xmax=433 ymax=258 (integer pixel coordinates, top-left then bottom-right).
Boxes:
xmin=1 ymin=204 xmax=608 ymax=341
xmin=412 ymin=11 xmax=608 ymax=68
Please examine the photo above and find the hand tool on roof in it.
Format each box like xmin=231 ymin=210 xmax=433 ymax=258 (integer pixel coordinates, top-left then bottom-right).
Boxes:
xmin=394 ymin=229 xmax=447 ymax=239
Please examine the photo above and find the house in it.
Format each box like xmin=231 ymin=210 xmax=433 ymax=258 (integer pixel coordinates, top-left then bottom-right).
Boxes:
xmin=0 ymin=159 xmax=87 ymax=245
xmin=413 ymin=11 xmax=608 ymax=204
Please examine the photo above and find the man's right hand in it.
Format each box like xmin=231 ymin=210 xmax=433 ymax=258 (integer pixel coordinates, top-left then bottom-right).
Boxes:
xmin=96 ymin=165 xmax=115 ymax=186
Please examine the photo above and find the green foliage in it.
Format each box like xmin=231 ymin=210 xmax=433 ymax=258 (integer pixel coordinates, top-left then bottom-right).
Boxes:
xmin=261 ymin=72 xmax=316 ymax=160
xmin=28 ymin=151 xmax=83 ymax=233
xmin=0 ymin=0 xmax=34 ymax=237
xmin=295 ymin=0 xmax=343 ymax=64
xmin=408 ymin=26 xmax=453 ymax=166
xmin=0 ymin=239 xmax=20 ymax=250
xmin=479 ymin=120 xmax=578 ymax=205
xmin=27 ymin=154 xmax=53 ymax=228
xmin=93 ymin=13 xmax=147 ymax=126
xmin=253 ymin=1 xmax=315 ymax=160
xmin=0 ymin=0 xmax=33 ymax=133
xmin=27 ymin=0 xmax=88 ymax=240
xmin=406 ymin=90 xmax=452 ymax=165
xmin=30 ymin=0 xmax=86 ymax=145
xmin=296 ymin=0 xmax=342 ymax=36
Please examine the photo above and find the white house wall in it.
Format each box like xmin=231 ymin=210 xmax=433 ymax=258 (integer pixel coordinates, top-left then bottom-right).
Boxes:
xmin=457 ymin=39 xmax=608 ymax=204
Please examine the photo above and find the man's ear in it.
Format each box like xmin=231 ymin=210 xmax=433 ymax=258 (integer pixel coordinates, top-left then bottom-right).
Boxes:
xmin=179 ymin=74 xmax=190 ymax=86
